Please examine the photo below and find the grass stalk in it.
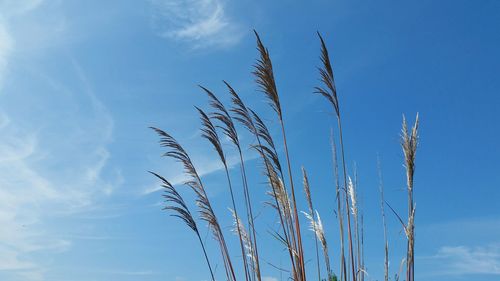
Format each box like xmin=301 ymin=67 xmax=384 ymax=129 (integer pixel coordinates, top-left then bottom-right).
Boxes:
xmin=150 ymin=127 xmax=236 ymax=281
xmin=225 ymin=82 xmax=262 ymax=281
xmin=228 ymin=85 xmax=297 ymax=280
xmin=201 ymin=84 xmax=263 ymax=280
xmin=315 ymin=32 xmax=357 ymax=281
xmin=196 ymin=107 xmax=250 ymax=281
xmin=251 ymin=109 xmax=298 ymax=279
xmin=339 ymin=119 xmax=357 ymax=281
xmin=360 ymin=211 xmax=365 ymax=281
xmin=302 ymin=167 xmax=322 ymax=281
xmin=150 ymin=31 xmax=422 ymax=281
xmin=330 ymin=130 xmax=347 ymax=281
xmin=149 ymin=172 xmax=216 ymax=281
xmin=377 ymin=158 xmax=389 ymax=281
xmin=253 ymin=30 xmax=306 ymax=281
xmin=352 ymin=169 xmax=361 ymax=277
xmin=401 ymin=114 xmax=419 ymax=281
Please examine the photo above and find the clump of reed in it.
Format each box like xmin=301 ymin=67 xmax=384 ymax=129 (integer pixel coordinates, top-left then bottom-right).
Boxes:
xmin=150 ymin=31 xmax=420 ymax=281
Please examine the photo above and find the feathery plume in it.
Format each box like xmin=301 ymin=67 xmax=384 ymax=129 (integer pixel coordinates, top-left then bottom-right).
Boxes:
xmin=226 ymin=81 xmax=257 ymax=135
xmin=302 ymin=168 xmax=314 ymax=213
xmin=150 ymin=171 xmax=197 ymax=232
xmin=202 ymin=83 xmax=263 ymax=281
xmin=150 ymin=127 xmax=236 ymax=281
xmin=315 ymin=32 xmax=339 ymax=116
xmin=200 ymin=85 xmax=240 ymax=148
xmin=347 ymin=177 xmax=358 ymax=217
xmin=401 ymin=114 xmax=419 ymax=281
xmin=316 ymin=32 xmax=356 ymax=281
xmin=230 ymin=208 xmax=257 ymax=266
xmin=196 ymin=106 xmax=251 ymax=281
xmin=249 ymin=109 xmax=278 ymax=156
xmin=231 ymin=93 xmax=297 ymax=280
xmin=253 ymin=30 xmax=305 ymax=281
xmin=302 ymin=167 xmax=322 ymax=281
xmin=303 ymin=210 xmax=332 ymax=279
xmin=149 ymin=171 xmax=215 ymax=281
xmin=253 ymin=31 xmax=281 ymax=118
xmin=401 ymin=114 xmax=419 ymax=193
xmin=315 ymin=211 xmax=328 ymax=263
xmin=197 ymin=107 xmax=226 ymax=164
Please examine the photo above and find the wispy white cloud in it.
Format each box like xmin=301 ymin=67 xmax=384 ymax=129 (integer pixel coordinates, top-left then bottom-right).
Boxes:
xmin=0 ymin=1 xmax=55 ymax=277
xmin=0 ymin=68 xmax=118 ymax=278
xmin=424 ymin=244 xmax=500 ymax=276
xmin=0 ymin=0 xmax=25 ymax=90
xmin=423 ymin=216 xmax=500 ymax=235
xmin=0 ymin=24 xmax=13 ymax=89
xmin=0 ymin=3 xmax=121 ymax=279
xmin=104 ymin=269 xmax=154 ymax=276
xmin=143 ymin=149 xmax=259 ymax=195
xmin=0 ymin=0 xmax=67 ymax=90
xmin=142 ymin=158 xmax=218 ymax=195
xmin=0 ymin=0 xmax=44 ymax=16
xmin=262 ymin=277 xmax=278 ymax=281
xmin=150 ymin=0 xmax=244 ymax=49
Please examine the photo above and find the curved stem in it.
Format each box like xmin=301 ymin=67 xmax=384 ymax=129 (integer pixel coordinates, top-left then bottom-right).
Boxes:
xmin=224 ymin=165 xmax=250 ymax=281
xmin=279 ymin=118 xmax=306 ymax=281
xmin=196 ymin=231 xmax=216 ymax=281
xmin=239 ymin=151 xmax=262 ymax=281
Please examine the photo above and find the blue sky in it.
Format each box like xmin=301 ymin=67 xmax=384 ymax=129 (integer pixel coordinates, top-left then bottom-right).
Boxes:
xmin=0 ymin=0 xmax=499 ymax=280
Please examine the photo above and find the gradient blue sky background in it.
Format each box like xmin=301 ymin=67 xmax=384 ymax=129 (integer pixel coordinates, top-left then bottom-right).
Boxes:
xmin=0 ymin=0 xmax=499 ymax=280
